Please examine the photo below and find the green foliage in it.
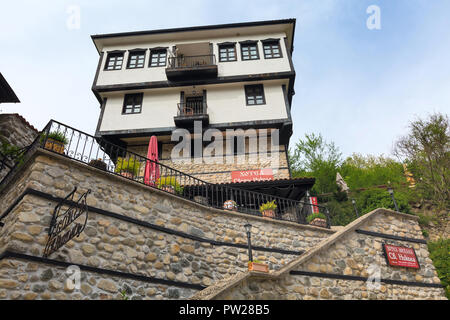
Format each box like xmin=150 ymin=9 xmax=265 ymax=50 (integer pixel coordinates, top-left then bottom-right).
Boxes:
xmin=259 ymin=200 xmax=277 ymax=213
xmin=156 ymin=176 xmax=184 ymax=195
xmin=120 ymin=290 xmax=129 ymax=300
xmin=326 ymin=198 xmax=359 ymax=226
xmin=340 ymin=154 xmax=407 ymax=190
xmin=289 ymin=133 xmax=342 ymax=195
xmin=427 ymin=239 xmax=450 ymax=299
xmin=306 ymin=212 xmax=327 ymax=223
xmin=0 ymin=137 xmax=25 ymax=167
xmin=40 ymin=131 xmax=68 ymax=144
xmin=358 ymin=188 xmax=412 ymax=214
xmin=115 ymin=157 xmax=140 ymax=176
xmin=394 ymin=112 xmax=450 ymax=208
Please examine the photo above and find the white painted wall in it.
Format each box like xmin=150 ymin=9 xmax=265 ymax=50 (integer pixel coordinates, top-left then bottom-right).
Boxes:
xmin=95 ymin=32 xmax=291 ymax=87
xmin=99 ymin=80 xmax=289 ymax=132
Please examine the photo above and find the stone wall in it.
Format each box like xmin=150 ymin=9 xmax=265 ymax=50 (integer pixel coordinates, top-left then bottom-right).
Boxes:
xmin=0 ymin=149 xmax=332 ymax=300
xmin=0 ymin=113 xmax=38 ymax=148
xmin=0 ymin=113 xmax=38 ymax=181
xmin=202 ymin=210 xmax=447 ymax=300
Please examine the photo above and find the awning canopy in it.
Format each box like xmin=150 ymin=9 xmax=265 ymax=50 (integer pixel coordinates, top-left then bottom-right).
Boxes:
xmin=0 ymin=73 xmax=20 ymax=103
xmin=218 ymin=177 xmax=315 ymax=201
xmin=183 ymin=177 xmax=315 ymax=202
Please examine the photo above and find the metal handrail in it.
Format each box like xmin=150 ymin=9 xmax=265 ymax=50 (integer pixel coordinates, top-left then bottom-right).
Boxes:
xmin=1 ymin=119 xmax=331 ymax=228
xmin=177 ymin=101 xmax=207 ymax=116
xmin=168 ymin=54 xmax=216 ymax=69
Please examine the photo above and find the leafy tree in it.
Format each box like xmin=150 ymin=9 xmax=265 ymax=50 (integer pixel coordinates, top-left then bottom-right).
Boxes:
xmin=340 ymin=154 xmax=407 ymax=190
xmin=289 ymin=133 xmax=342 ymax=195
xmin=394 ymin=112 xmax=450 ymax=208
xmin=357 ymin=188 xmax=411 ymax=214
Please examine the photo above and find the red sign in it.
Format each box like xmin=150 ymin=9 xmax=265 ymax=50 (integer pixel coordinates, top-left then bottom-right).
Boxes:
xmin=383 ymin=244 xmax=420 ymax=269
xmin=231 ymin=169 xmax=274 ymax=183
xmin=310 ymin=196 xmax=319 ymax=213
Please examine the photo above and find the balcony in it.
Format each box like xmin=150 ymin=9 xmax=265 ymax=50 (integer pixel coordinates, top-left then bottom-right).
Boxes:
xmin=174 ymin=100 xmax=209 ymax=127
xmin=166 ymin=54 xmax=218 ymax=80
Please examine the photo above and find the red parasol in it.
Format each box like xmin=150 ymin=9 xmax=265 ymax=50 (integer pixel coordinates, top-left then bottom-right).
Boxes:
xmin=144 ymin=136 xmax=159 ymax=186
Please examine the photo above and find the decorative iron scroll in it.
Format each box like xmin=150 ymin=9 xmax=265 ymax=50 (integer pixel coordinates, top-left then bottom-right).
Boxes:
xmin=43 ymin=187 xmax=91 ymax=258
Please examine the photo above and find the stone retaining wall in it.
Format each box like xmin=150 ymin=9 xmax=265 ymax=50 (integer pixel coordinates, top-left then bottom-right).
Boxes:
xmin=209 ymin=210 xmax=447 ymax=300
xmin=0 ymin=149 xmax=332 ymax=300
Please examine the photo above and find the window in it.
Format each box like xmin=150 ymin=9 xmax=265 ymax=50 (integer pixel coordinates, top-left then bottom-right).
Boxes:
xmin=263 ymin=40 xmax=282 ymax=59
xmin=122 ymin=93 xmax=143 ymax=114
xmin=127 ymin=50 xmax=146 ymax=69
xmin=105 ymin=52 xmax=124 ymax=70
xmin=218 ymin=44 xmax=237 ymax=62
xmin=245 ymin=85 xmax=265 ymax=105
xmin=149 ymin=49 xmax=167 ymax=67
xmin=240 ymin=42 xmax=259 ymax=61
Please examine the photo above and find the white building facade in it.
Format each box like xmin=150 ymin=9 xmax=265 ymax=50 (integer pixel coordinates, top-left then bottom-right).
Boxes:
xmin=91 ymin=19 xmax=309 ymax=192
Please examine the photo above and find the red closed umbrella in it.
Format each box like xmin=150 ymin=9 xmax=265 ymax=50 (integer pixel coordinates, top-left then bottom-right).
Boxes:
xmin=144 ymin=136 xmax=159 ymax=186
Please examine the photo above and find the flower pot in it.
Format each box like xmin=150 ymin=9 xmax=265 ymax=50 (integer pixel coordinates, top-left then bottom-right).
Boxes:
xmin=120 ymin=172 xmax=134 ymax=179
xmin=309 ymin=218 xmax=327 ymax=228
xmin=162 ymin=185 xmax=175 ymax=194
xmin=261 ymin=209 xmax=275 ymax=218
xmin=248 ymin=262 xmax=269 ymax=273
xmin=44 ymin=138 xmax=65 ymax=154
xmin=223 ymin=200 xmax=237 ymax=211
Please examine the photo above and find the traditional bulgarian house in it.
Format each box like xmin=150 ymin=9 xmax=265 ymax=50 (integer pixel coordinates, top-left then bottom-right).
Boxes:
xmin=91 ymin=19 xmax=314 ymax=204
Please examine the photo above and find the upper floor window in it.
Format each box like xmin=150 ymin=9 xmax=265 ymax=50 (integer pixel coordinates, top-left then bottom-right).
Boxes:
xmin=122 ymin=93 xmax=143 ymax=114
xmin=127 ymin=50 xmax=146 ymax=69
xmin=240 ymin=41 xmax=259 ymax=61
xmin=105 ymin=51 xmax=124 ymax=70
xmin=218 ymin=43 xmax=237 ymax=62
xmin=262 ymin=39 xmax=282 ymax=59
xmin=149 ymin=49 xmax=167 ymax=67
xmin=245 ymin=84 xmax=265 ymax=105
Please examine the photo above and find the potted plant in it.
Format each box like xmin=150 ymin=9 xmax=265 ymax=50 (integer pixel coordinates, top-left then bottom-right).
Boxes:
xmin=259 ymin=200 xmax=277 ymax=218
xmin=89 ymin=158 xmax=107 ymax=171
xmin=307 ymin=212 xmax=328 ymax=228
xmin=41 ymin=131 xmax=68 ymax=154
xmin=223 ymin=199 xmax=238 ymax=211
xmin=248 ymin=260 xmax=269 ymax=273
xmin=115 ymin=157 xmax=140 ymax=179
xmin=156 ymin=176 xmax=183 ymax=195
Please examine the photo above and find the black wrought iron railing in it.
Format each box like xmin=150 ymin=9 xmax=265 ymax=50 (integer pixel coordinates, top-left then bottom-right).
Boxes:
xmin=177 ymin=101 xmax=207 ymax=116
xmin=0 ymin=120 xmax=331 ymax=228
xmin=168 ymin=55 xmax=216 ymax=69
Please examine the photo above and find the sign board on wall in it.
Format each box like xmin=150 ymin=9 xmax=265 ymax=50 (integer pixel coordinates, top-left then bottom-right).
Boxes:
xmin=383 ymin=244 xmax=420 ymax=269
xmin=231 ymin=169 xmax=274 ymax=183
xmin=310 ymin=196 xmax=320 ymax=213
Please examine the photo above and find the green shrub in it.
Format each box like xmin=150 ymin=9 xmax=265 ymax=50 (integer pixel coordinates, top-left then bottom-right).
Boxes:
xmin=259 ymin=200 xmax=277 ymax=213
xmin=40 ymin=131 xmax=68 ymax=144
xmin=156 ymin=176 xmax=184 ymax=195
xmin=358 ymin=188 xmax=412 ymax=214
xmin=427 ymin=239 xmax=450 ymax=299
xmin=115 ymin=157 xmax=140 ymax=176
xmin=306 ymin=212 xmax=327 ymax=223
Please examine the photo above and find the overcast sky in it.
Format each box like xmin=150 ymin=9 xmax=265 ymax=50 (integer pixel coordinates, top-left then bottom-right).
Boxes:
xmin=1 ymin=0 xmax=449 ymax=158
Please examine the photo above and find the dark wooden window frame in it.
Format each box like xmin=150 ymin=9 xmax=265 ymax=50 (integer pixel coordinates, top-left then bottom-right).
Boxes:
xmin=240 ymin=41 xmax=260 ymax=61
xmin=244 ymin=84 xmax=266 ymax=106
xmin=218 ymin=42 xmax=237 ymax=62
xmin=104 ymin=51 xmax=125 ymax=71
xmin=149 ymin=48 xmax=168 ymax=67
xmin=126 ymin=49 xmax=147 ymax=69
xmin=122 ymin=93 xmax=143 ymax=115
xmin=261 ymin=38 xmax=283 ymax=59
